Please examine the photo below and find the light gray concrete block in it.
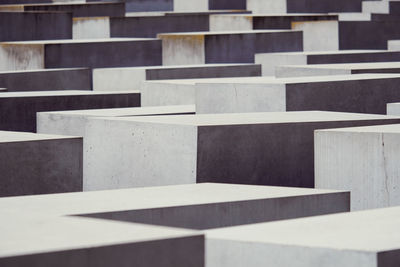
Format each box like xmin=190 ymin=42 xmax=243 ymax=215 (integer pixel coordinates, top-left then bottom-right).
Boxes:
xmin=255 ymin=50 xmax=400 ymax=76
xmin=84 ymin=111 xmax=400 ymax=190
xmin=315 ymin=124 xmax=400 ymax=211
xmin=0 ymin=131 xmax=82 ymax=197
xmin=276 ymin=62 xmax=400 ymax=78
xmin=0 ymin=183 xmax=349 ymax=229
xmin=72 ymin=16 xmax=110 ymax=39
xmin=0 ymin=214 xmax=203 ymax=267
xmin=93 ymin=64 xmax=261 ymax=91
xmin=388 ymin=40 xmax=400 ymax=50
xmin=387 ymin=102 xmax=400 ymax=115
xmin=206 ymin=206 xmax=400 ymax=267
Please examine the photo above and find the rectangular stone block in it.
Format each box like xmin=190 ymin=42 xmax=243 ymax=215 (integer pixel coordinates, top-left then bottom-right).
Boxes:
xmin=0 ymin=90 xmax=140 ymax=132
xmin=387 ymin=102 xmax=400 ymax=115
xmin=93 ymin=64 xmax=261 ymax=91
xmin=276 ymin=62 xmax=400 ymax=78
xmin=84 ymin=111 xmax=400 ymax=190
xmin=0 ymin=183 xmax=349 ymax=229
xmin=37 ymin=105 xmax=195 ymax=136
xmin=0 ymin=131 xmax=82 ymax=197
xmin=73 ymin=17 xmax=110 ymax=39
xmin=159 ymin=30 xmax=303 ymax=65
xmin=255 ymin=50 xmax=400 ymax=76
xmin=125 ymin=0 xmax=173 ymax=12
xmin=210 ymin=14 xmax=339 ymax=51
xmin=388 ymin=39 xmax=400 ymax=50
xmin=0 ymin=12 xmax=72 ymax=41
xmin=206 ymin=206 xmax=400 ymax=267
xmin=315 ymin=124 xmax=400 ymax=211
xmin=0 ymin=214 xmax=203 ymax=267
xmin=0 ymin=68 xmax=91 ymax=92
xmin=0 ymin=38 xmax=162 ymax=71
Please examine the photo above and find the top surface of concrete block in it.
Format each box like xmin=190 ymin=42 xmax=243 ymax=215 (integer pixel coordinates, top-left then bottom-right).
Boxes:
xmin=93 ymin=111 xmax=400 ymax=126
xmin=1 ymin=38 xmax=157 ymax=45
xmin=206 ymin=206 xmax=400 ymax=252
xmin=0 ymin=183 xmax=345 ymax=217
xmin=282 ymin=61 xmax=400 ymax=70
xmin=158 ymin=29 xmax=297 ymax=36
xmin=0 ymin=130 xmax=79 ymax=143
xmin=316 ymin=123 xmax=400 ymax=133
xmin=257 ymin=49 xmax=383 ymax=57
xmin=0 ymin=90 xmax=138 ymax=98
xmin=0 ymin=68 xmax=87 ymax=74
xmin=95 ymin=63 xmax=257 ymax=71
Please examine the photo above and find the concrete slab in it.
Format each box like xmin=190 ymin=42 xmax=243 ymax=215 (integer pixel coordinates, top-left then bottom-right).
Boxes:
xmin=84 ymin=111 xmax=400 ymax=190
xmin=0 ymin=183 xmax=349 ymax=229
xmin=206 ymin=206 xmax=400 ymax=267
xmin=276 ymin=62 xmax=400 ymax=78
xmin=0 ymin=38 xmax=161 ymax=71
xmin=255 ymin=50 xmax=400 ymax=76
xmin=37 ymin=105 xmax=195 ymax=136
xmin=0 ymin=214 xmax=203 ymax=267
xmin=73 ymin=16 xmax=110 ymax=39
xmin=315 ymin=123 xmax=400 ymax=210
xmin=388 ymin=39 xmax=400 ymax=50
xmin=93 ymin=64 xmax=261 ymax=91
xmin=0 ymin=90 xmax=140 ymax=132
xmin=142 ymin=74 xmax=400 ymax=114
xmin=387 ymin=102 xmax=400 ymax=115
xmin=0 ymin=2 xmax=125 ymax=17
xmin=158 ymin=30 xmax=303 ymax=65
xmin=0 ymin=68 xmax=91 ymax=92
xmin=0 ymin=131 xmax=82 ymax=197
xmin=0 ymin=12 xmax=72 ymax=41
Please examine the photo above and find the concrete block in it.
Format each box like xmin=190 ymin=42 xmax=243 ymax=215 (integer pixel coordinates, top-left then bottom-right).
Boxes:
xmin=0 ymin=68 xmax=91 ymax=92
xmin=0 ymin=90 xmax=140 ymax=132
xmin=255 ymin=50 xmax=400 ymax=76
xmin=276 ymin=62 xmax=400 ymax=78
xmin=0 ymin=12 xmax=72 ymax=41
xmin=0 ymin=38 xmax=162 ymax=71
xmin=0 ymin=2 xmax=126 ymax=17
xmin=387 ymin=102 xmax=400 ymax=115
xmin=125 ymin=0 xmax=173 ymax=12
xmin=315 ymin=124 xmax=400 ymax=210
xmin=388 ymin=40 xmax=400 ymax=50
xmin=37 ymin=105 xmax=195 ymax=136
xmin=159 ymin=30 xmax=303 ymax=65
xmin=206 ymin=206 xmax=400 ymax=267
xmin=0 ymin=131 xmax=82 ymax=197
xmin=73 ymin=17 xmax=110 ymax=39
xmin=0 ymin=183 xmax=349 ymax=229
xmin=93 ymin=64 xmax=261 ymax=91
xmin=84 ymin=111 xmax=400 ymax=190
xmin=0 ymin=214 xmax=203 ymax=267
xmin=210 ymin=14 xmax=339 ymax=51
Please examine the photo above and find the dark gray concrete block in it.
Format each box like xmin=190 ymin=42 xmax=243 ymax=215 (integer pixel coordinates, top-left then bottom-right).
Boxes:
xmin=209 ymin=0 xmax=246 ymax=10
xmin=253 ymin=14 xmax=338 ymax=30
xmin=0 ymin=90 xmax=140 ymax=132
xmin=0 ymin=68 xmax=92 ymax=92
xmin=0 ymin=131 xmax=82 ymax=197
xmin=286 ymin=0 xmax=363 ymax=13
xmin=125 ymin=0 xmax=173 ymax=12
xmin=0 ymin=12 xmax=72 ymax=42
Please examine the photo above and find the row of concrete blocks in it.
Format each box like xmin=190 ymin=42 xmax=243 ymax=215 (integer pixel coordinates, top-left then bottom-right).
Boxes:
xmin=0 ymin=182 xmax=399 ymax=267
xmin=0 ymin=0 xmax=373 ymax=13
xmin=4 ymin=107 xmax=400 ymax=211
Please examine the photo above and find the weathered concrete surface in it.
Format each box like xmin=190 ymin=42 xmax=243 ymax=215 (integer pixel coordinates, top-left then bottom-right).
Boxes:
xmin=159 ymin=30 xmax=303 ymax=65
xmin=315 ymin=124 xmax=400 ymax=211
xmin=73 ymin=17 xmax=110 ymax=39
xmin=0 ymin=183 xmax=349 ymax=229
xmin=0 ymin=68 xmax=91 ymax=92
xmin=388 ymin=39 xmax=400 ymax=50
xmin=84 ymin=111 xmax=400 ymax=190
xmin=93 ymin=64 xmax=261 ymax=91
xmin=255 ymin=50 xmax=400 ymax=76
xmin=0 ymin=214 xmax=203 ymax=267
xmin=0 ymin=131 xmax=82 ymax=197
xmin=37 ymin=105 xmax=195 ymax=136
xmin=206 ymin=206 xmax=400 ymax=267
xmin=0 ymin=90 xmax=140 ymax=132
xmin=0 ymin=12 xmax=72 ymax=41
xmin=275 ymin=62 xmax=400 ymax=78
xmin=387 ymin=102 xmax=400 ymax=115
xmin=0 ymin=38 xmax=162 ymax=71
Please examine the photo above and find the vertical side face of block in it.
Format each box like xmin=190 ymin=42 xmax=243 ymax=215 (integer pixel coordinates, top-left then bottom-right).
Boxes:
xmin=209 ymin=15 xmax=253 ymax=32
xmin=0 ymin=43 xmax=44 ymax=71
xmin=315 ymin=130 xmax=400 ymax=211
xmin=84 ymin=118 xmax=198 ymax=191
xmin=141 ymin=81 xmax=196 ymax=106
xmin=387 ymin=104 xmax=400 ymax=116
xmin=287 ymin=0 xmax=362 ymax=13
xmin=247 ymin=0 xmax=286 ymax=14
xmin=93 ymin=68 xmax=146 ymax=91
xmin=0 ymin=138 xmax=83 ymax=197
xmin=291 ymin=21 xmax=339 ymax=51
xmin=173 ymin=0 xmax=208 ymax=12
xmin=37 ymin=113 xmax=87 ymax=137
xmin=160 ymin=35 xmax=205 ymax=65
xmin=255 ymin=53 xmax=307 ymax=76
xmin=195 ymin=83 xmax=286 ymax=114
xmin=73 ymin=17 xmax=110 ymax=39
xmin=125 ymin=0 xmax=173 ymax=12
